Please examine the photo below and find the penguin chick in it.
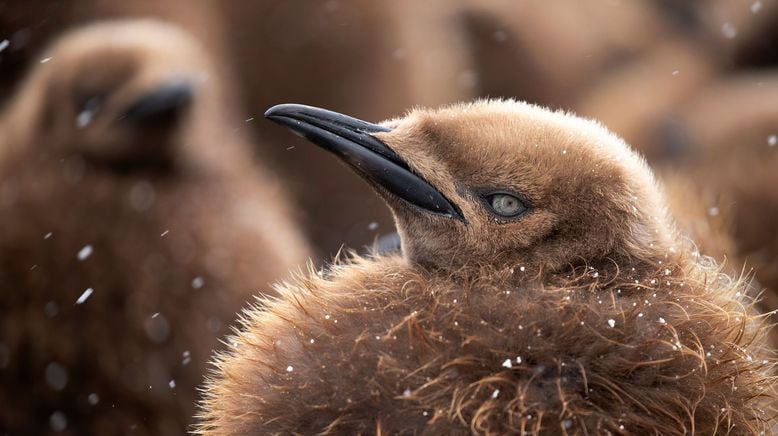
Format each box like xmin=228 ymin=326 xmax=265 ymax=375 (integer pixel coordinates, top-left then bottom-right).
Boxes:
xmin=0 ymin=20 xmax=308 ymax=435
xmin=199 ymin=100 xmax=775 ymax=435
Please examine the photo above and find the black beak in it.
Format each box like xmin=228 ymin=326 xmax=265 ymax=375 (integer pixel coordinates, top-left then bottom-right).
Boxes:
xmin=265 ymin=104 xmax=463 ymax=221
xmin=122 ymin=81 xmax=194 ymax=126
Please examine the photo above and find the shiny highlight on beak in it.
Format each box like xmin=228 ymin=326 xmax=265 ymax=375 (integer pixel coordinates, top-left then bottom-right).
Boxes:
xmin=265 ymin=104 xmax=463 ymax=221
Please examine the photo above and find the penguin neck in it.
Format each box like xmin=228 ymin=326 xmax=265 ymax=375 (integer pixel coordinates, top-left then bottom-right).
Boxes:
xmin=400 ymin=241 xmax=680 ymax=289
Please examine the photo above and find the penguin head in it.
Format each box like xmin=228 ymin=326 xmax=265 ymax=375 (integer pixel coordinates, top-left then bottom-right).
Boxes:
xmin=267 ymin=100 xmax=673 ymax=271
xmin=4 ymin=20 xmax=206 ymax=172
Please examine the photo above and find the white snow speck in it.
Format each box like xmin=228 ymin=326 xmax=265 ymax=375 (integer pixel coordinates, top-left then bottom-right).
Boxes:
xmin=607 ymin=319 xmax=616 ymax=328
xmin=144 ymin=313 xmax=170 ymax=343
xmin=245 ymin=117 xmax=255 ymax=122
xmin=169 ymin=379 xmax=176 ymax=389
xmin=44 ymin=232 xmax=53 ymax=240
xmin=40 ymin=57 xmax=52 ymax=64
xmin=768 ymin=134 xmax=777 ymax=147
xmin=160 ymin=229 xmax=169 ymax=237
xmin=129 ymin=181 xmax=155 ymax=212
xmin=191 ymin=277 xmax=204 ymax=289
xmin=182 ymin=350 xmax=191 ymax=365
xmin=0 ymin=39 xmax=8 ymax=53
xmin=457 ymin=70 xmax=478 ymax=89
xmin=367 ymin=222 xmax=379 ymax=231
xmin=638 ymin=313 xmax=644 ymax=318
xmin=491 ymin=389 xmax=500 ymax=398
xmin=502 ymin=358 xmax=513 ymax=369
xmin=403 ymin=388 xmax=412 ymax=397
xmin=76 ymin=108 xmax=96 ymax=128
xmin=721 ymin=22 xmax=737 ymax=39
xmin=77 ymin=244 xmax=93 ymax=261
xmin=87 ymin=393 xmax=99 ymax=405
xmin=562 ymin=419 xmax=573 ymax=429
xmin=49 ymin=411 xmax=67 ymax=431
xmin=75 ymin=288 xmax=93 ymax=304
xmin=672 ymin=69 xmax=680 ymax=76
xmin=751 ymin=1 xmax=763 ymax=13
xmin=44 ymin=301 xmax=59 ymax=318
xmin=659 ymin=317 xmax=667 ymax=325
xmin=519 ymin=266 xmax=525 ymax=272
xmin=516 ymin=356 xmax=522 ymax=364
xmin=286 ymin=365 xmax=294 ymax=372
xmin=562 ymin=150 xmax=567 ymax=155
xmin=708 ymin=206 xmax=720 ymax=217
xmin=45 ymin=362 xmax=68 ymax=390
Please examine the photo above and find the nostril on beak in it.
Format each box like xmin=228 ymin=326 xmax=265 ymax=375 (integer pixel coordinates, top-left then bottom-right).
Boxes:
xmin=121 ymin=81 xmax=194 ymax=126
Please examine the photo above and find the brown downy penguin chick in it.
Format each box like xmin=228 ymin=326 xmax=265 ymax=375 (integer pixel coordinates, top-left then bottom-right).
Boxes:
xmin=0 ymin=20 xmax=308 ymax=435
xmin=199 ymin=100 xmax=776 ymax=435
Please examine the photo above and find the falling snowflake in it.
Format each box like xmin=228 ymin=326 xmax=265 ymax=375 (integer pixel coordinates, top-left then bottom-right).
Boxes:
xmin=87 ymin=393 xmax=99 ymax=405
xmin=182 ymin=350 xmax=192 ymax=365
xmin=721 ymin=22 xmax=737 ymax=39
xmin=191 ymin=277 xmax=204 ymax=289
xmin=77 ymin=245 xmax=93 ymax=261
xmin=75 ymin=288 xmax=94 ymax=304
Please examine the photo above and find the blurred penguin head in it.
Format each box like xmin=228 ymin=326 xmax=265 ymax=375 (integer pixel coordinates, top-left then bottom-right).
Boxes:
xmin=3 ymin=19 xmax=211 ymax=173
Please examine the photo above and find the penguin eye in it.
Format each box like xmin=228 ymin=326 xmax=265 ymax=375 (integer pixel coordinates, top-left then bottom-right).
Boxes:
xmin=484 ymin=193 xmax=527 ymax=218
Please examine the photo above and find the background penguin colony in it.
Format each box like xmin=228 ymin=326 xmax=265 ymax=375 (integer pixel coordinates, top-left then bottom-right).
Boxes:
xmin=0 ymin=20 xmax=308 ymax=434
xmin=1 ymin=0 xmax=778 ymax=434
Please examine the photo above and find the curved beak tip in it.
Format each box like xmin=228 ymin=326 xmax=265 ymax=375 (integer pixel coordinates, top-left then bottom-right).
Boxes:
xmin=264 ymin=104 xmax=464 ymax=221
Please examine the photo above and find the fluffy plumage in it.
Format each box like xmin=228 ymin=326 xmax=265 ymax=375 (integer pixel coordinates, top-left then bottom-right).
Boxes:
xmin=199 ymin=100 xmax=775 ymax=435
xmin=0 ymin=20 xmax=308 ymax=435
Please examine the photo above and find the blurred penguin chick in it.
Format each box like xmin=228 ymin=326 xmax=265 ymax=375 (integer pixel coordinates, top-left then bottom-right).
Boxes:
xmin=0 ymin=19 xmax=308 ymax=435
xmin=660 ymin=74 xmax=778 ymax=344
xmin=198 ymin=100 xmax=775 ymax=435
